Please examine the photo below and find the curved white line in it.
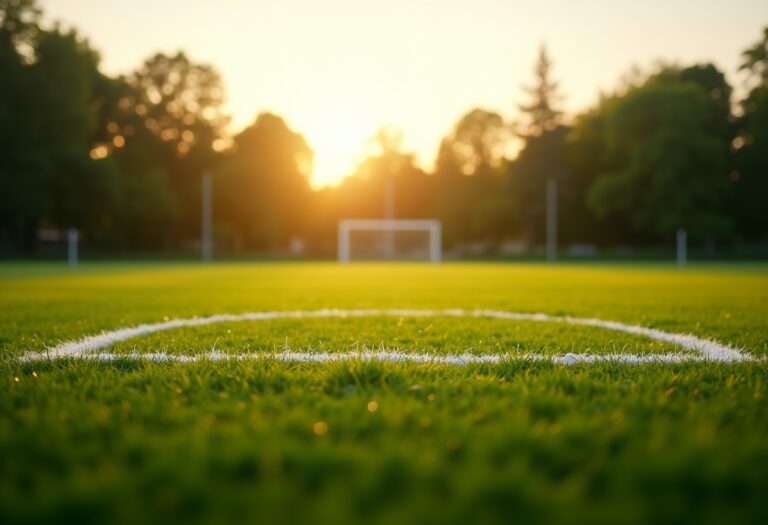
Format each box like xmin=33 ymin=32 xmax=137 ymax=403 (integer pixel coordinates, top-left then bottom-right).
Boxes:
xmin=24 ymin=350 xmax=761 ymax=365
xmin=20 ymin=309 xmax=752 ymax=364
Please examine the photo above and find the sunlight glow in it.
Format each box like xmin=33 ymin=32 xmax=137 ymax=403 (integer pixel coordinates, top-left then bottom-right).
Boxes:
xmin=302 ymin=110 xmax=376 ymax=187
xmin=42 ymin=0 xmax=766 ymax=188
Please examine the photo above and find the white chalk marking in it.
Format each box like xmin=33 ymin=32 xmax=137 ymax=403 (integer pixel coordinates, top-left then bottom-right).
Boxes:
xmin=20 ymin=309 xmax=755 ymax=364
xmin=25 ymin=350 xmax=760 ymax=365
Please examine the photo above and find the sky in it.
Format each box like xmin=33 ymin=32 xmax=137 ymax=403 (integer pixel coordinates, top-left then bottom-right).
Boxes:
xmin=43 ymin=0 xmax=767 ymax=187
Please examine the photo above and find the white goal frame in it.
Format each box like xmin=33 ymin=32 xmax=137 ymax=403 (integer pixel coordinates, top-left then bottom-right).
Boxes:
xmin=338 ymin=219 xmax=442 ymax=263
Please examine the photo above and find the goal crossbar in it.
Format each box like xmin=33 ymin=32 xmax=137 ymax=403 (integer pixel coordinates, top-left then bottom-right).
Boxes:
xmin=338 ymin=219 xmax=442 ymax=263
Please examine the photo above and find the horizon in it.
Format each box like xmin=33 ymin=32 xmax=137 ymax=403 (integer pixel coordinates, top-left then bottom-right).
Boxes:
xmin=43 ymin=0 xmax=767 ymax=187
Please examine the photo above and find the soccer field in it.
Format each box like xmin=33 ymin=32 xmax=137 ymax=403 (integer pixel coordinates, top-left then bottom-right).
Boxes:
xmin=2 ymin=262 xmax=768 ymax=524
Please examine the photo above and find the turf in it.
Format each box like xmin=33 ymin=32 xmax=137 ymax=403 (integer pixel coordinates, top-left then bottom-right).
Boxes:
xmin=1 ymin=262 xmax=767 ymax=524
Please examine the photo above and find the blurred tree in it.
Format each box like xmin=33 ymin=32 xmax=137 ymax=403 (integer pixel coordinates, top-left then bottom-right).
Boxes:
xmin=128 ymin=52 xmax=227 ymax=163
xmin=434 ymin=110 xmax=515 ymax=247
xmin=215 ymin=113 xmax=312 ymax=250
xmin=33 ymin=28 xmax=121 ymax=239
xmin=430 ymin=108 xmax=517 ymax=249
xmin=332 ymin=127 xmax=430 ymax=221
xmin=679 ymin=64 xmax=734 ymax=143
xmin=0 ymin=0 xmax=43 ymax=250
xmin=0 ymin=1 xmax=120 ymax=251
xmin=733 ymin=27 xmax=768 ymax=241
xmin=567 ymin=64 xmax=736 ymax=247
xmin=89 ymin=73 xmax=176 ymax=249
xmin=565 ymin=96 xmax=625 ymax=245
xmin=740 ymin=27 xmax=768 ymax=86
xmin=126 ymin=51 xmax=228 ymax=243
xmin=587 ymin=77 xmax=731 ymax=241
xmin=438 ymin=108 xmax=508 ymax=176
xmin=517 ymin=44 xmax=562 ymax=138
xmin=512 ymin=44 xmax=568 ymax=249
xmin=0 ymin=0 xmax=39 ymax=55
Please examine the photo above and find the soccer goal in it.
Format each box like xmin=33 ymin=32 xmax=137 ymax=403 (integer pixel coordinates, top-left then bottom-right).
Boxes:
xmin=338 ymin=219 xmax=442 ymax=263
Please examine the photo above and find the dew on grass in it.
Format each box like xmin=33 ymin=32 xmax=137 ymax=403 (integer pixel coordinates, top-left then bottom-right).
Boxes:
xmin=313 ymin=421 xmax=328 ymax=436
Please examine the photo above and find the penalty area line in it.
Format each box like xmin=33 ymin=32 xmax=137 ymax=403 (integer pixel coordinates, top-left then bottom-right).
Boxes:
xmin=19 ymin=308 xmax=754 ymax=364
xmin=18 ymin=350 xmax=764 ymax=365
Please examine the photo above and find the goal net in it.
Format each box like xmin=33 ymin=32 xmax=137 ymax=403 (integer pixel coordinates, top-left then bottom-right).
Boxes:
xmin=338 ymin=219 xmax=442 ymax=263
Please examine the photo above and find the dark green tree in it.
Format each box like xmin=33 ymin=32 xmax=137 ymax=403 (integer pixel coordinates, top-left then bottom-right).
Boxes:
xmin=733 ymin=27 xmax=768 ymax=240
xmin=740 ymin=27 xmax=768 ymax=86
xmin=587 ymin=76 xmax=731 ymax=241
xmin=679 ymin=64 xmax=734 ymax=143
xmin=33 ymin=28 xmax=121 ymax=240
xmin=568 ymin=64 xmax=736 ymax=247
xmin=89 ymin=73 xmax=176 ymax=249
xmin=517 ymin=44 xmax=562 ymax=137
xmin=126 ymin=51 xmax=228 ymax=243
xmin=0 ymin=0 xmax=43 ymax=250
xmin=434 ymin=109 xmax=515 ymax=247
xmin=512 ymin=44 xmax=568 ymax=248
xmin=0 ymin=0 xmax=120 ymax=251
xmin=215 ymin=113 xmax=312 ymax=250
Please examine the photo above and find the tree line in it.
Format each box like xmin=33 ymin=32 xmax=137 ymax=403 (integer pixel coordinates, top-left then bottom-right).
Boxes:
xmin=1 ymin=0 xmax=766 ymax=256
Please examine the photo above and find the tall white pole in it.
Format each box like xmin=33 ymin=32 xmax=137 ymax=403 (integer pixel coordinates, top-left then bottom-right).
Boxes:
xmin=546 ymin=178 xmax=557 ymax=262
xmin=67 ymin=228 xmax=78 ymax=268
xmin=429 ymin=222 xmax=442 ymax=264
xmin=338 ymin=221 xmax=350 ymax=263
xmin=201 ymin=171 xmax=212 ymax=263
xmin=677 ymin=228 xmax=687 ymax=267
xmin=384 ymin=179 xmax=395 ymax=259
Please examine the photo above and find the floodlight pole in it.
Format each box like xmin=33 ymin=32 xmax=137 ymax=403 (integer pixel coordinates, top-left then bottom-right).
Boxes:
xmin=546 ymin=178 xmax=557 ymax=262
xmin=67 ymin=228 xmax=79 ymax=268
xmin=676 ymin=228 xmax=687 ymax=267
xmin=201 ymin=171 xmax=213 ymax=263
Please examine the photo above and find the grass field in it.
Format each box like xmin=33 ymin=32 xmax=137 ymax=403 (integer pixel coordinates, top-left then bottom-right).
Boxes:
xmin=1 ymin=262 xmax=768 ymax=524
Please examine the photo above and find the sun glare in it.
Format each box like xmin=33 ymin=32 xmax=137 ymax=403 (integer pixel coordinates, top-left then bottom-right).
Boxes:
xmin=302 ymin=111 xmax=374 ymax=188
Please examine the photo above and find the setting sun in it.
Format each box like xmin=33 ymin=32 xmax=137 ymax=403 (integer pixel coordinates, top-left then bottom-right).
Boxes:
xmin=42 ymin=0 xmax=766 ymax=188
xmin=302 ymin=108 xmax=376 ymax=187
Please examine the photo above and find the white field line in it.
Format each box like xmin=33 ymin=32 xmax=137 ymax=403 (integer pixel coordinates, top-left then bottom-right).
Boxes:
xmin=27 ymin=350 xmax=759 ymax=365
xmin=19 ymin=308 xmax=756 ymax=364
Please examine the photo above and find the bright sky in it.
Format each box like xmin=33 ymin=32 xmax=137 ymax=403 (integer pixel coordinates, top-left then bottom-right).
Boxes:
xmin=43 ymin=0 xmax=767 ymax=187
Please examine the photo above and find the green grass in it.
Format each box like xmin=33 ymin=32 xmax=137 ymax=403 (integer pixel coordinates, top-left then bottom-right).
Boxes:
xmin=1 ymin=262 xmax=767 ymax=524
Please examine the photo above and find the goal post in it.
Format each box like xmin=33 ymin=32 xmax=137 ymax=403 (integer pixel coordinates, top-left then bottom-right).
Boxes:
xmin=338 ymin=219 xmax=442 ymax=263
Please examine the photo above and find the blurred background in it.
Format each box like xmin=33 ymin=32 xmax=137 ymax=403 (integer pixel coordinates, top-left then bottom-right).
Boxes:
xmin=1 ymin=0 xmax=767 ymax=260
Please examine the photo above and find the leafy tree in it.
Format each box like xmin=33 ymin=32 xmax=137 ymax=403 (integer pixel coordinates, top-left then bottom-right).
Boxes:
xmin=733 ymin=27 xmax=768 ymax=240
xmin=587 ymin=77 xmax=731 ymax=241
xmin=517 ymin=44 xmax=562 ymax=138
xmin=0 ymin=1 xmax=119 ymax=250
xmin=678 ymin=64 xmax=734 ymax=143
xmin=565 ymin=96 xmax=626 ymax=244
xmin=740 ymin=26 xmax=768 ymax=86
xmin=126 ymin=51 xmax=228 ymax=243
xmin=33 ymin=28 xmax=121 ymax=238
xmin=89 ymin=73 xmax=176 ymax=249
xmin=128 ymin=52 xmax=227 ymax=163
xmin=0 ymin=0 xmax=39 ymax=55
xmin=568 ymin=64 xmax=736 ymax=247
xmin=215 ymin=113 xmax=312 ymax=250
xmin=433 ymin=110 xmax=515 ymax=246
xmin=512 ymin=44 xmax=567 ymax=248
xmin=0 ymin=0 xmax=43 ymax=250
xmin=438 ymin=108 xmax=508 ymax=176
